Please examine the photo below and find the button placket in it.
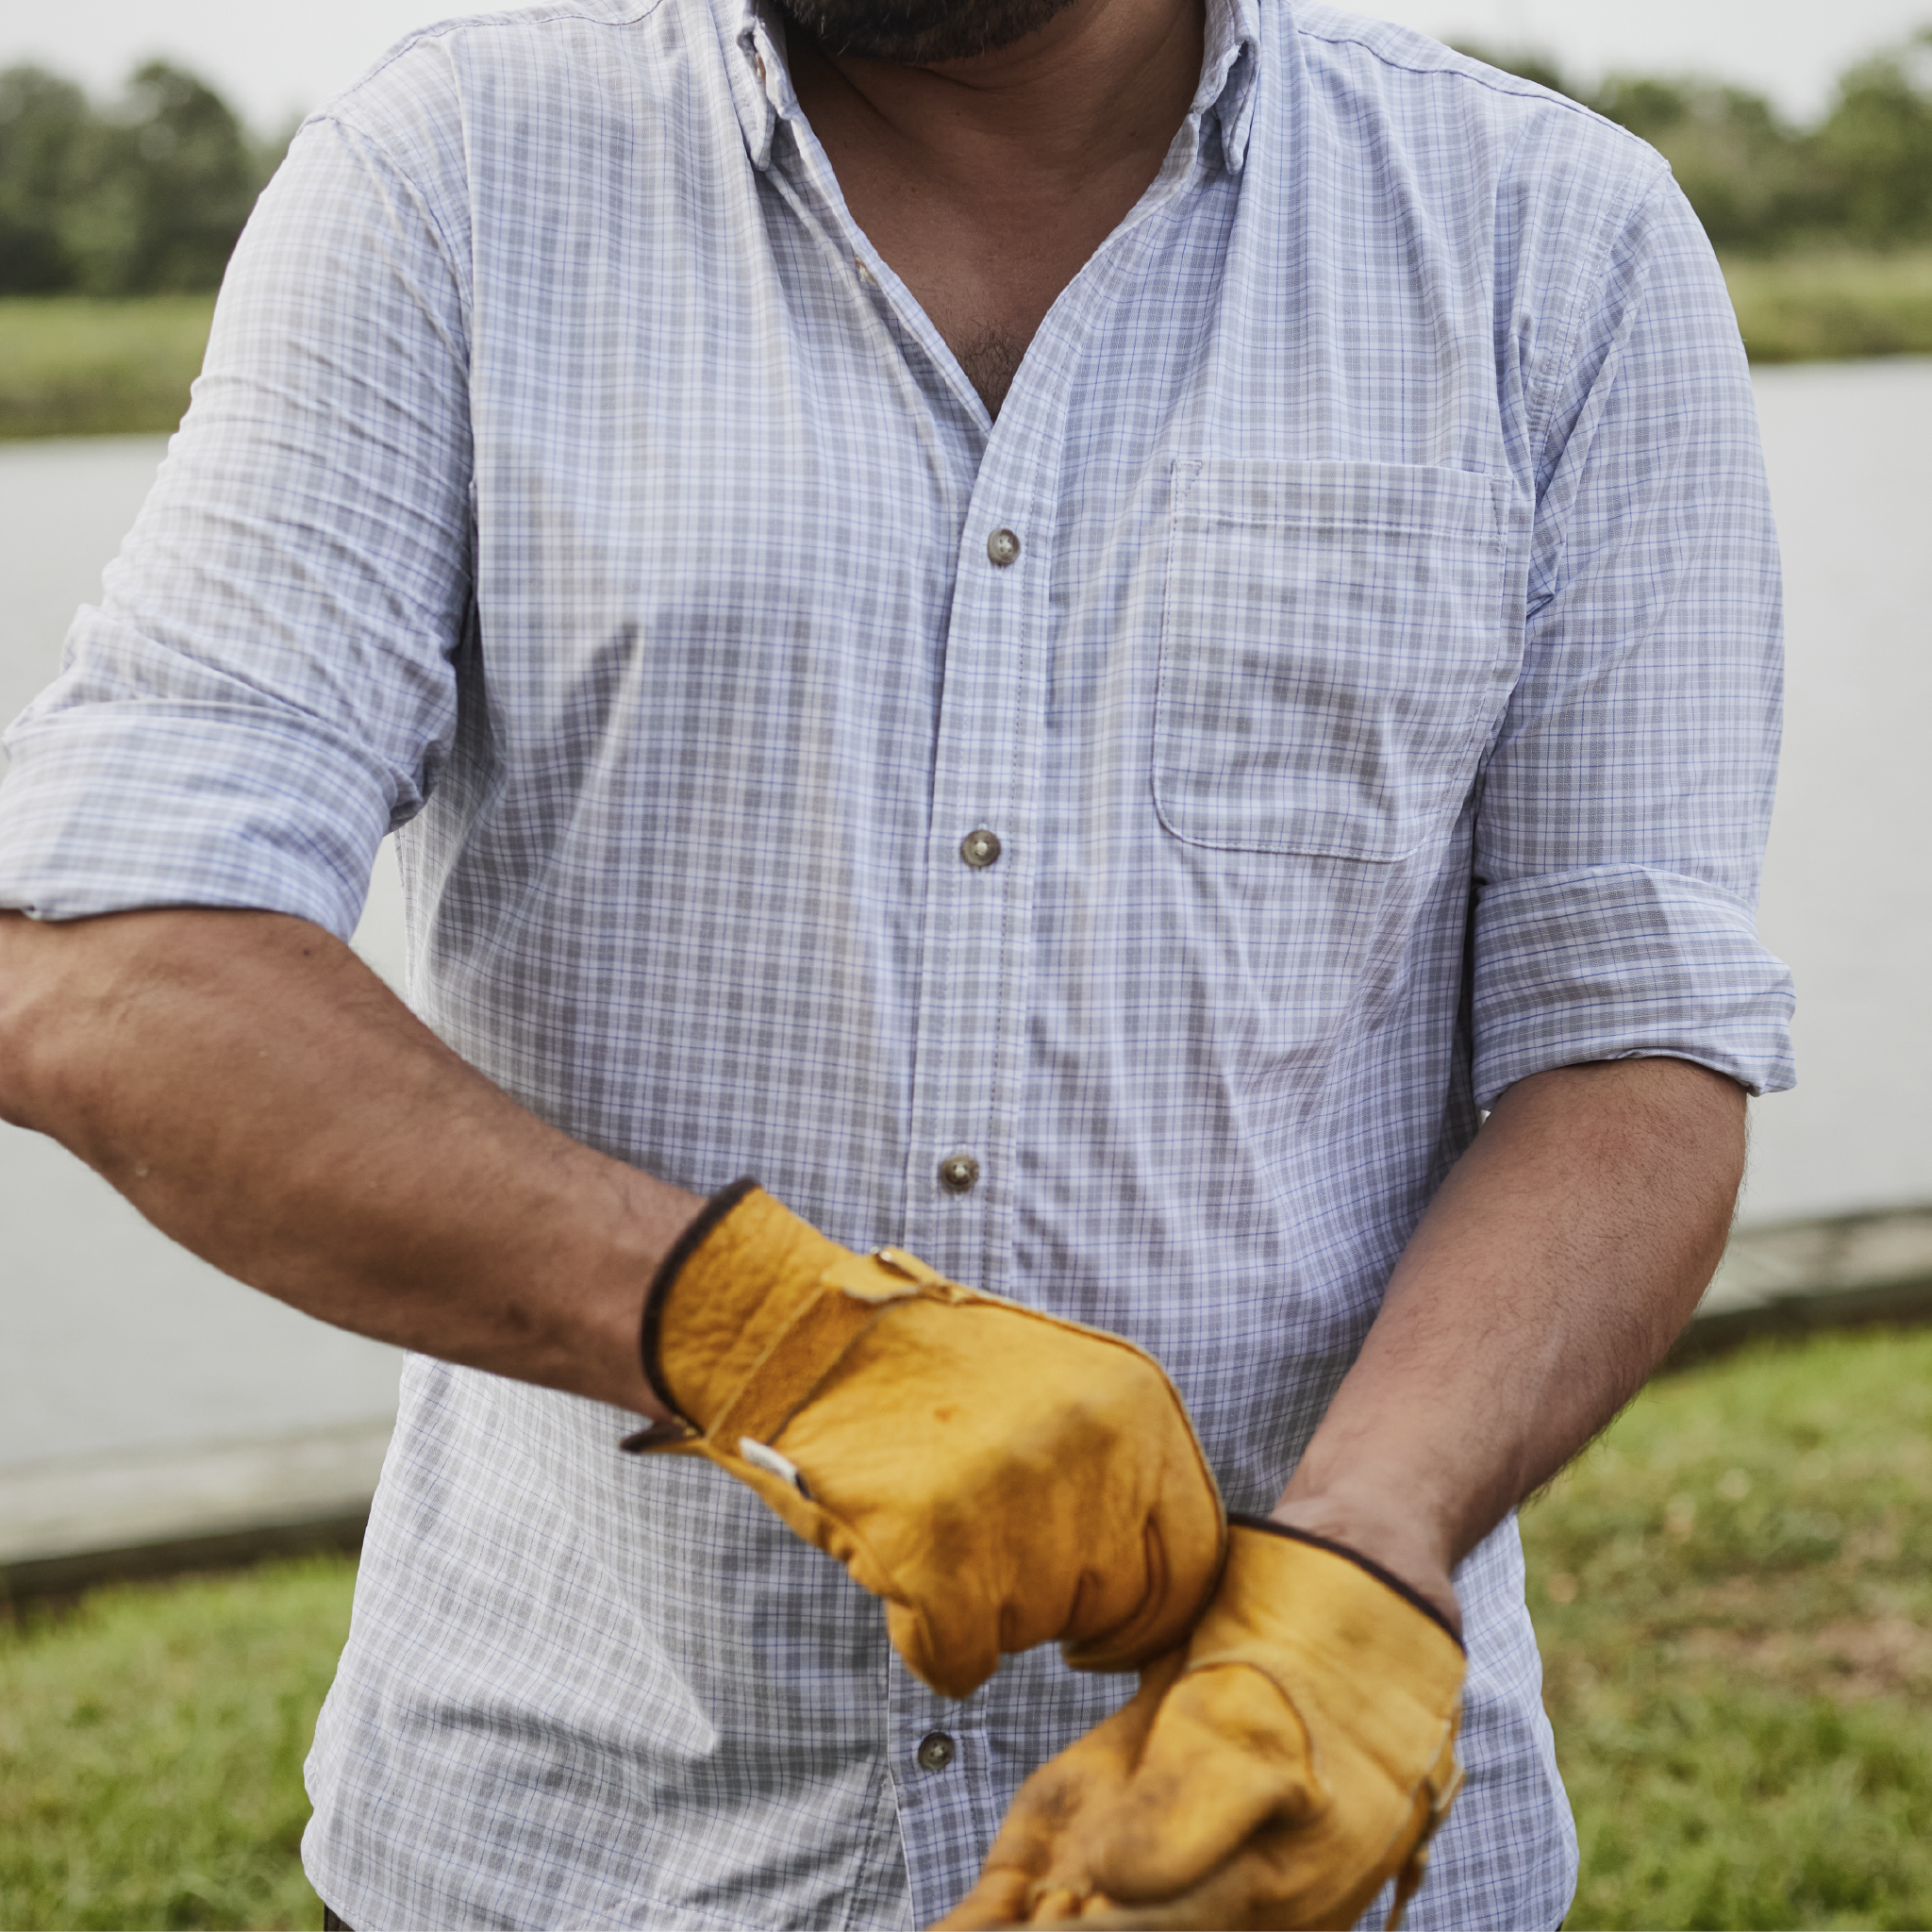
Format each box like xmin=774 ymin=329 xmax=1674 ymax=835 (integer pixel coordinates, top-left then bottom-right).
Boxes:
xmin=886 ymin=1647 xmax=992 ymax=1922
xmin=897 ymin=371 xmax=1058 ymax=1303
xmin=902 ymin=485 xmax=1046 ymax=1286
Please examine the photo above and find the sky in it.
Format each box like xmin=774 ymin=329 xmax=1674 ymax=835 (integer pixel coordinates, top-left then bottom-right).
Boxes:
xmin=2 ymin=0 xmax=1927 ymax=130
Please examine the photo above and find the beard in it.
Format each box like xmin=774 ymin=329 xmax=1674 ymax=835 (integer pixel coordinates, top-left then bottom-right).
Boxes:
xmin=775 ymin=0 xmax=1083 ymax=63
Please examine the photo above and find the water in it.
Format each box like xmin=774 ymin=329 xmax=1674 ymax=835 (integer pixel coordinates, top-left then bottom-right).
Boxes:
xmin=1 ymin=363 xmax=1927 ymax=1468
xmin=1744 ymin=361 xmax=1932 ymax=1222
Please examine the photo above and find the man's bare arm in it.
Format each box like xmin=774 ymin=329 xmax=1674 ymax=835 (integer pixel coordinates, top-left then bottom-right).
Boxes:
xmin=1273 ymin=1056 xmax=1745 ymax=1631
xmin=0 ymin=907 xmax=698 ymax=1423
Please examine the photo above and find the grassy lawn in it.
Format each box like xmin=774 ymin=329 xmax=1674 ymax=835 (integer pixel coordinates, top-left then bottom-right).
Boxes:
xmin=0 ymin=295 xmax=215 ymax=441
xmin=1525 ymin=1327 xmax=1932 ymax=1930
xmin=0 ymin=1327 xmax=1926 ymax=1929
xmin=1722 ymin=249 xmax=1932 ymax=362
xmin=0 ymin=1555 xmax=352 ymax=1930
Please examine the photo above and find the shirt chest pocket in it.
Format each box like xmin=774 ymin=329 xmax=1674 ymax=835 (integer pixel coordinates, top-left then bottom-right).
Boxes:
xmin=1154 ymin=459 xmax=1515 ymax=862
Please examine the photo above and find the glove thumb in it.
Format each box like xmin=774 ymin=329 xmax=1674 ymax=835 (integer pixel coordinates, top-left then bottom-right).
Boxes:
xmin=1090 ymin=1663 xmax=1324 ymax=1903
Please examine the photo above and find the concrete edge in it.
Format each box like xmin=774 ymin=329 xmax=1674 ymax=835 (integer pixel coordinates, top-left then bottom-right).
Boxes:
xmin=1668 ymin=1270 xmax=1932 ymax=1370
xmin=1670 ymin=1202 xmax=1932 ymax=1368
xmin=2 ymin=1512 xmax=369 ymax=1610
xmin=0 ymin=1419 xmax=391 ymax=1609
xmin=5 ymin=1206 xmax=1930 ymax=1606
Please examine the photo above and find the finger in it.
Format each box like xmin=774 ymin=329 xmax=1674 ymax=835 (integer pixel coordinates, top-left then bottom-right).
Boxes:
xmin=887 ymin=1592 xmax=1000 ymax=1700
xmin=1027 ymin=1885 xmax=1090 ymax=1916
xmin=1089 ymin=1664 xmax=1321 ymax=1903
xmin=1067 ymin=1468 xmax=1228 ymax=1673
xmin=941 ymin=1658 xmax=1185 ymax=1929
xmin=1051 ymin=1901 xmax=1197 ymax=1932
xmin=1042 ymin=1885 xmax=1221 ymax=1932
xmin=927 ymin=1867 xmax=1035 ymax=1929
xmin=1067 ymin=1905 xmax=1169 ymax=1928
xmin=1059 ymin=1861 xmax=1264 ymax=1930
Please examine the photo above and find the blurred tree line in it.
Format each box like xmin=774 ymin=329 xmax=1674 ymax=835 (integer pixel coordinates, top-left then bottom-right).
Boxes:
xmin=1466 ymin=27 xmax=1932 ymax=253
xmin=0 ymin=60 xmax=289 ymax=296
xmin=1 ymin=29 xmax=1929 ymax=293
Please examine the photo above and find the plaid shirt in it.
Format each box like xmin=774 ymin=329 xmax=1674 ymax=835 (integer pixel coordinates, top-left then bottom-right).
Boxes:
xmin=0 ymin=0 xmax=1792 ymax=1922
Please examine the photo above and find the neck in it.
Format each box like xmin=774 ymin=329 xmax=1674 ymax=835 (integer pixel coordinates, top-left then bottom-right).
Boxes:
xmin=786 ymin=0 xmax=1207 ymax=211
xmin=778 ymin=0 xmax=1208 ymax=415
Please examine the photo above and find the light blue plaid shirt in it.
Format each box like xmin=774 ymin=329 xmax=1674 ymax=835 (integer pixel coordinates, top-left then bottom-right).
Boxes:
xmin=0 ymin=0 xmax=1793 ymax=1922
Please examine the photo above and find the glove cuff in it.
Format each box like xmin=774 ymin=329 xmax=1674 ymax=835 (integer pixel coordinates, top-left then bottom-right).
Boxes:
xmin=1226 ymin=1513 xmax=1464 ymax=1653
xmin=641 ymin=1179 xmax=935 ymax=1438
xmin=639 ymin=1174 xmax=766 ymax=1423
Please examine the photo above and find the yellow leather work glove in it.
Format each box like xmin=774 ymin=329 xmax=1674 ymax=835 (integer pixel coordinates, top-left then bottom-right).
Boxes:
xmin=936 ymin=1520 xmax=1465 ymax=1931
xmin=625 ymin=1179 xmax=1225 ymax=1699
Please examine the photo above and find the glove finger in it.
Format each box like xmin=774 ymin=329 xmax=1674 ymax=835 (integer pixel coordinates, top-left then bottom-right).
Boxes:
xmin=928 ymin=1867 xmax=1035 ymax=1929
xmin=719 ymin=1450 xmax=1005 ymax=1700
xmin=1062 ymin=1470 xmax=1227 ymax=1675
xmin=931 ymin=1656 xmax=1187 ymax=1929
xmin=1090 ymin=1664 xmax=1321 ymax=1904
xmin=1063 ymin=1858 xmax=1271 ymax=1930
xmin=888 ymin=1591 xmax=1000 ymax=1701
xmin=1074 ymin=1904 xmax=1222 ymax=1929
xmin=1059 ymin=1516 xmax=1170 ymax=1676
xmin=1036 ymin=1885 xmax=1109 ymax=1924
xmin=993 ymin=1658 xmax=1180 ymax=1873
xmin=710 ymin=1445 xmax=954 ymax=1688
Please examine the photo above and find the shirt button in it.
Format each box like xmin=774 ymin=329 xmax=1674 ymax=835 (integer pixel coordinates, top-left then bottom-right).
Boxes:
xmin=959 ymin=828 xmax=1002 ymax=869
xmin=986 ymin=527 xmax=1021 ymax=567
xmin=855 ymin=257 xmax=878 ymax=288
xmin=939 ymin=1154 xmax=980 ymax=1195
xmin=916 ymin=1731 xmax=958 ymax=1772
xmin=754 ymin=51 xmax=767 ymax=83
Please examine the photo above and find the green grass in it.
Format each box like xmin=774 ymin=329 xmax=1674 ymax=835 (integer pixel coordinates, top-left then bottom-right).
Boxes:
xmin=1 ymin=1330 xmax=1926 ymax=1929
xmin=1722 ymin=249 xmax=1932 ymax=361
xmin=0 ymin=294 xmax=214 ymax=441
xmin=1524 ymin=1327 xmax=1932 ymax=1930
xmin=0 ymin=1554 xmax=354 ymax=1930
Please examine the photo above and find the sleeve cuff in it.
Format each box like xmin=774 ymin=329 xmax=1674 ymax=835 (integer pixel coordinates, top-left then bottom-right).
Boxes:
xmin=0 ymin=705 xmax=397 ymax=939
xmin=1472 ymin=865 xmax=1796 ymax=1108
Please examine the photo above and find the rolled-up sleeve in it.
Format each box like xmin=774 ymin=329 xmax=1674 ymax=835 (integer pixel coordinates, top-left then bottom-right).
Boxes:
xmin=0 ymin=109 xmax=472 ymax=940
xmin=1470 ymin=174 xmax=1795 ymax=1107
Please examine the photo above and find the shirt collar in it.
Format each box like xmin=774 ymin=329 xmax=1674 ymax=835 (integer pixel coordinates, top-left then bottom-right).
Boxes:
xmin=1191 ymin=0 xmax=1260 ymax=174
xmin=710 ymin=0 xmax=1262 ymax=176
xmin=708 ymin=0 xmax=786 ymax=171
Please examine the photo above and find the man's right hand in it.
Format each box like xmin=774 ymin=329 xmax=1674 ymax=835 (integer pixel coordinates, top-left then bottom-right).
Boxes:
xmin=0 ymin=907 xmax=1222 ymax=1703
xmin=632 ymin=1180 xmax=1226 ymax=1699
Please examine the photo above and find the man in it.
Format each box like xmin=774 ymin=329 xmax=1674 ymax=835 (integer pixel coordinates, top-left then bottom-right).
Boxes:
xmin=0 ymin=0 xmax=1792 ymax=1918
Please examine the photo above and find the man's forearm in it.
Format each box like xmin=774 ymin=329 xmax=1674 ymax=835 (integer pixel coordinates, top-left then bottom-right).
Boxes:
xmin=1273 ymin=1057 xmax=1745 ymax=1630
xmin=0 ymin=908 xmax=699 ymax=1421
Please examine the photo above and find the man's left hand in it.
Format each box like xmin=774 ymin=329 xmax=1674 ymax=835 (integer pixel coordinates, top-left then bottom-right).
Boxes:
xmin=939 ymin=1057 xmax=1744 ymax=1930
xmin=934 ymin=1519 xmax=1465 ymax=1931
